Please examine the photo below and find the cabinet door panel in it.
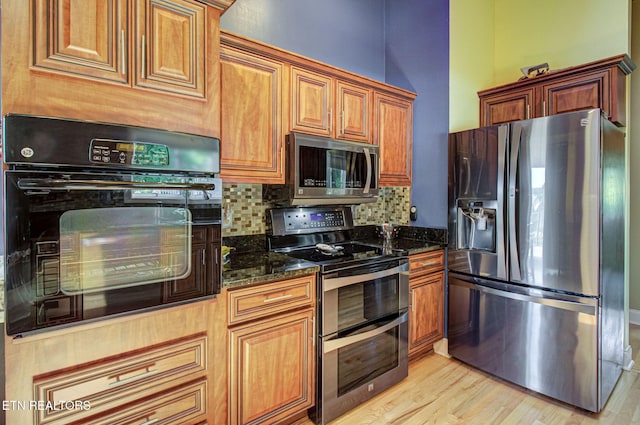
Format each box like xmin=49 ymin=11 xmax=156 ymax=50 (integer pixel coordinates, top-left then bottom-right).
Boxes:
xmin=229 ymin=309 xmax=315 ymax=425
xmin=337 ymin=81 xmax=371 ymax=142
xmin=480 ymin=88 xmax=534 ymax=126
xmin=291 ymin=67 xmax=333 ymax=136
xmin=135 ymin=0 xmax=206 ymax=97
xmin=221 ymin=46 xmax=285 ymax=183
xmin=409 ymin=272 xmax=444 ymax=356
xmin=542 ymin=71 xmax=607 ymax=117
xmin=374 ymin=92 xmax=413 ymax=186
xmin=33 ymin=0 xmax=128 ymax=83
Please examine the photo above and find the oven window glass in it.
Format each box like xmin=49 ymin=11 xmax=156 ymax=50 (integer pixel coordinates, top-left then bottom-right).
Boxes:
xmin=298 ymin=146 xmax=377 ymax=189
xmin=337 ymin=275 xmax=400 ymax=332
xmin=59 ymin=207 xmax=191 ymax=294
xmin=337 ymin=325 xmax=399 ymax=396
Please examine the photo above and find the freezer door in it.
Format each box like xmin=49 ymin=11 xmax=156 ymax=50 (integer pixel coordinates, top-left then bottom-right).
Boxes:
xmin=509 ymin=110 xmax=608 ymax=296
xmin=448 ymin=125 xmax=507 ymax=280
xmin=447 ymin=272 xmax=613 ymax=412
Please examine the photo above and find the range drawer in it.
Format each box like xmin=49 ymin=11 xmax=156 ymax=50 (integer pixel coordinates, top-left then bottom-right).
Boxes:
xmin=33 ymin=333 xmax=207 ymax=425
xmin=228 ymin=274 xmax=315 ymax=325
xmin=409 ymin=250 xmax=445 ymax=276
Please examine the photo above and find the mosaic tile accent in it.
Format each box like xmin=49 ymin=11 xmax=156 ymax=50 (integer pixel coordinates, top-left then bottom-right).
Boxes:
xmin=352 ymin=187 xmax=411 ymax=226
xmin=222 ymin=184 xmax=267 ymax=236
xmin=222 ymin=183 xmax=412 ymax=237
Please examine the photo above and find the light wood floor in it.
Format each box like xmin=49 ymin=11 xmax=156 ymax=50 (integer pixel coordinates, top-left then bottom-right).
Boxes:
xmin=299 ymin=325 xmax=640 ymax=425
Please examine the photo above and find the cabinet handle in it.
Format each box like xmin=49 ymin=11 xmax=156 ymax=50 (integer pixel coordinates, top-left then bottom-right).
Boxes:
xmin=141 ymin=35 xmax=146 ymax=79
xmin=215 ymin=247 xmax=219 ymax=265
xmin=543 ymin=100 xmax=546 ymax=116
xmin=109 ymin=367 xmax=158 ymax=387
xmin=120 ymin=29 xmax=126 ymax=75
xmin=202 ymin=250 xmax=206 ymax=265
xmin=416 ymin=260 xmax=439 ymax=268
xmin=263 ymin=293 xmax=293 ymax=303
xmin=328 ymin=108 xmax=333 ymax=133
xmin=526 ymin=104 xmax=530 ymax=119
xmin=311 ymin=316 xmax=316 ymax=347
xmin=139 ymin=418 xmax=159 ymax=425
xmin=341 ymin=110 xmax=345 ymax=135
xmin=411 ymin=289 xmax=415 ymax=313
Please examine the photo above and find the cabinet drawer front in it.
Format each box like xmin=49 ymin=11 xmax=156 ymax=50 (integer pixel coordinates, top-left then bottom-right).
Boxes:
xmin=85 ymin=379 xmax=207 ymax=425
xmin=228 ymin=275 xmax=315 ymax=325
xmin=34 ymin=334 xmax=207 ymax=424
xmin=409 ymin=250 xmax=445 ymax=275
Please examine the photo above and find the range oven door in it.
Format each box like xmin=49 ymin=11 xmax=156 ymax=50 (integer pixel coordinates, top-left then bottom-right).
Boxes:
xmin=3 ymin=170 xmax=221 ymax=336
xmin=318 ymin=258 xmax=409 ymax=423
xmin=321 ymin=259 xmax=409 ymax=336
xmin=319 ymin=312 xmax=408 ymax=424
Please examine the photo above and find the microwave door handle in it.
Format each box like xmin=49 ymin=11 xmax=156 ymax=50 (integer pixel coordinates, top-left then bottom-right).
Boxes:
xmin=17 ymin=178 xmax=216 ymax=191
xmin=363 ymin=147 xmax=371 ymax=193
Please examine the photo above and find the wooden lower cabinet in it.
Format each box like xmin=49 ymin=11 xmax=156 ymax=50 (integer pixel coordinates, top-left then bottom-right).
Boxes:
xmin=226 ymin=274 xmax=316 ymax=425
xmin=408 ymin=250 xmax=445 ymax=360
xmin=3 ymin=298 xmax=228 ymax=425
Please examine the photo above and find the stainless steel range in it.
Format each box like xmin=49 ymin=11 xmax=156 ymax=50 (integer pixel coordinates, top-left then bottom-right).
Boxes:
xmin=268 ymin=206 xmax=409 ymax=424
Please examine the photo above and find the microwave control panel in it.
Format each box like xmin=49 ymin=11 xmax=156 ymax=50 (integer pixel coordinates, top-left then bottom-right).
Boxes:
xmin=269 ymin=207 xmax=354 ymax=236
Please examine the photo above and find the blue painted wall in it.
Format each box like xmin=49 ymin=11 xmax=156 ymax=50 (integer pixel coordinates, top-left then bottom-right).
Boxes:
xmin=221 ymin=0 xmax=450 ymax=228
xmin=385 ymin=0 xmax=450 ymax=228
xmin=220 ymin=0 xmax=386 ymax=81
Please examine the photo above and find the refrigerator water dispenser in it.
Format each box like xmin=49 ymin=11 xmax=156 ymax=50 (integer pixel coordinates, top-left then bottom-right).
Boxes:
xmin=456 ymin=200 xmax=496 ymax=252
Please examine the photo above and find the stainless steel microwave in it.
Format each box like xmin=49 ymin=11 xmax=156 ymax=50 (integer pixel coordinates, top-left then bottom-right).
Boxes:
xmin=285 ymin=133 xmax=379 ymax=205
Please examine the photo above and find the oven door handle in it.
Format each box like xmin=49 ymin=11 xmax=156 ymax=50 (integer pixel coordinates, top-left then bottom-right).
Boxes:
xmin=323 ymin=264 xmax=408 ymax=292
xmin=17 ymin=178 xmax=216 ymax=191
xmin=323 ymin=312 xmax=408 ymax=353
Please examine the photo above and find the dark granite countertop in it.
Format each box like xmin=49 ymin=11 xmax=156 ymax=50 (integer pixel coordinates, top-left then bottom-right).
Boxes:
xmin=222 ymin=251 xmax=319 ymax=290
xmin=221 ymin=225 xmax=447 ymax=290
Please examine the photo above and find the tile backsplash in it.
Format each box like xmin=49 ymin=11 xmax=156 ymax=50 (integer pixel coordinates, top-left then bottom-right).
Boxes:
xmin=222 ymin=184 xmax=411 ymax=237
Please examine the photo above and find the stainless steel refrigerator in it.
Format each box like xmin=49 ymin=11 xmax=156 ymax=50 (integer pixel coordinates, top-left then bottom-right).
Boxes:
xmin=447 ymin=109 xmax=625 ymax=412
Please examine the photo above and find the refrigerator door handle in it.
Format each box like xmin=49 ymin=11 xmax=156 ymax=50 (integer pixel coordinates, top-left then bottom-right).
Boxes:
xmin=497 ymin=125 xmax=508 ymax=278
xmin=508 ymin=122 xmax=522 ymax=281
xmin=452 ymin=278 xmax=597 ymax=316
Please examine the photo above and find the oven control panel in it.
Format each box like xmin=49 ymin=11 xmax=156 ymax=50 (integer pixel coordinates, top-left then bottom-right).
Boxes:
xmin=90 ymin=140 xmax=169 ymax=166
xmin=269 ymin=206 xmax=354 ymax=235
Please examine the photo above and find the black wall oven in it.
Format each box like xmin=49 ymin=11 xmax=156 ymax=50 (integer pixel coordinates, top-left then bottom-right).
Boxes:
xmin=2 ymin=115 xmax=222 ymax=336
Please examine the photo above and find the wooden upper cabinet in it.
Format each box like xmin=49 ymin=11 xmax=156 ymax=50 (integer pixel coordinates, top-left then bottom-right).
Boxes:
xmin=291 ymin=67 xmax=334 ymax=137
xmin=134 ymin=0 xmax=207 ymax=97
xmin=291 ymin=67 xmax=372 ymax=142
xmin=33 ymin=0 xmax=207 ymax=98
xmin=33 ymin=0 xmax=129 ymax=84
xmin=374 ymin=92 xmax=413 ymax=186
xmin=479 ymin=54 xmax=635 ymax=127
xmin=5 ymin=0 xmax=222 ymax=136
xmin=541 ymin=69 xmax=608 ymax=117
xmin=336 ymin=81 xmax=371 ymax=142
xmin=220 ymin=43 xmax=285 ymax=183
xmin=479 ymin=87 xmax=534 ymax=125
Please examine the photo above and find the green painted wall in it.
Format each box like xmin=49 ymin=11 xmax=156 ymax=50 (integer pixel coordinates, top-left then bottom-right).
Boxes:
xmin=450 ymin=0 xmax=630 ymax=130
xmin=449 ymin=0 xmax=494 ymax=132
xmin=493 ymin=0 xmax=629 ymax=83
